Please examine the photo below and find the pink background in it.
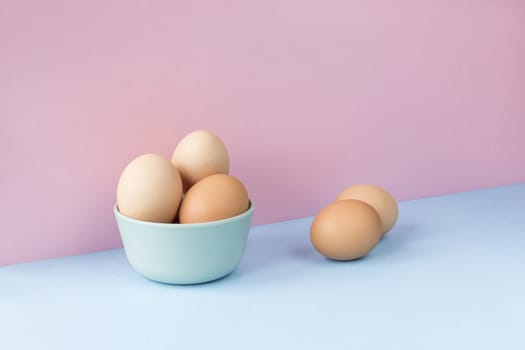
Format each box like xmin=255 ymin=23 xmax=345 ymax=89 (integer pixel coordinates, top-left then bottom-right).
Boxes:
xmin=2 ymin=0 xmax=525 ymax=266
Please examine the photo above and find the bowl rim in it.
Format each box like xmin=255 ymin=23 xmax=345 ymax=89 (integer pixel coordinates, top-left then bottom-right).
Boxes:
xmin=114 ymin=201 xmax=254 ymax=228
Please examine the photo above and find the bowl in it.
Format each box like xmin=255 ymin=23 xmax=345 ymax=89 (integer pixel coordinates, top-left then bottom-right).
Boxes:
xmin=114 ymin=202 xmax=254 ymax=284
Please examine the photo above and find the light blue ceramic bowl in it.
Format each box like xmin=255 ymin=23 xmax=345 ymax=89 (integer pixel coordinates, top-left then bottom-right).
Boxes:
xmin=114 ymin=202 xmax=254 ymax=284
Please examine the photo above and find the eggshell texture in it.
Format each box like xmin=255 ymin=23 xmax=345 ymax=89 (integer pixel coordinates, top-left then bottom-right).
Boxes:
xmin=310 ymin=200 xmax=382 ymax=261
xmin=336 ymin=184 xmax=399 ymax=235
xmin=171 ymin=130 xmax=230 ymax=192
xmin=179 ymin=174 xmax=249 ymax=224
xmin=117 ymin=154 xmax=183 ymax=223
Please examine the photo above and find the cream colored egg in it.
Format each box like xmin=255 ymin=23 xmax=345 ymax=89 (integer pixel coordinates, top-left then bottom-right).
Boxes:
xmin=336 ymin=184 xmax=398 ymax=235
xmin=310 ymin=200 xmax=382 ymax=260
xmin=117 ymin=154 xmax=183 ymax=223
xmin=171 ymin=130 xmax=230 ymax=192
xmin=179 ymin=174 xmax=249 ymax=224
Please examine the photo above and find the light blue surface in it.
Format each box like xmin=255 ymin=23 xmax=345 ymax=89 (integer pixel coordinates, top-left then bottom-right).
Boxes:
xmin=2 ymin=184 xmax=525 ymax=350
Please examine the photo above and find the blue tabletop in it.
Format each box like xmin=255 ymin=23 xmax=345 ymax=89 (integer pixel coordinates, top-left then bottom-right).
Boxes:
xmin=2 ymin=184 xmax=525 ymax=350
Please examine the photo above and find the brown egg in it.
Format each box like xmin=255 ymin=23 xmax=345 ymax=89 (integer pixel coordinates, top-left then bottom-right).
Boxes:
xmin=336 ymin=184 xmax=398 ymax=235
xmin=117 ymin=154 xmax=183 ymax=223
xmin=179 ymin=174 xmax=249 ymax=223
xmin=171 ymin=130 xmax=230 ymax=192
xmin=310 ymin=200 xmax=382 ymax=261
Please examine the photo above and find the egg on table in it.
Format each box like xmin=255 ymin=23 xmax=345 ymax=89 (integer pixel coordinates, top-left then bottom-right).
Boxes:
xmin=310 ymin=199 xmax=382 ymax=261
xmin=336 ymin=184 xmax=398 ymax=235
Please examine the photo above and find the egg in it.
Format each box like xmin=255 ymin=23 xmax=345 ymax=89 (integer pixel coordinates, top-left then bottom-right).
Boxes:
xmin=171 ymin=130 xmax=230 ymax=192
xmin=336 ymin=184 xmax=398 ymax=235
xmin=179 ymin=174 xmax=249 ymax=224
xmin=117 ymin=154 xmax=183 ymax=223
xmin=310 ymin=200 xmax=382 ymax=260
